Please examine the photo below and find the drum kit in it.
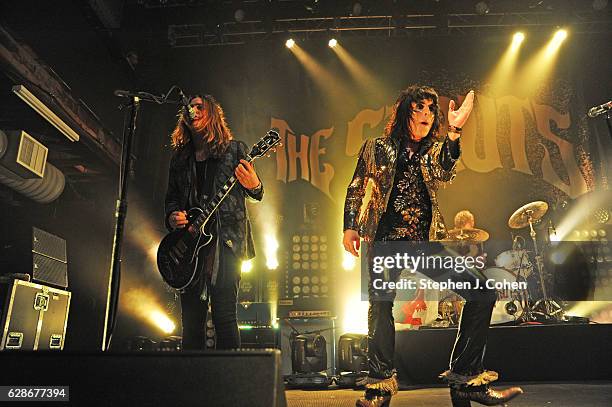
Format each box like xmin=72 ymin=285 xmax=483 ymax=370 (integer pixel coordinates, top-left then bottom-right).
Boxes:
xmin=438 ymin=200 xmax=565 ymax=326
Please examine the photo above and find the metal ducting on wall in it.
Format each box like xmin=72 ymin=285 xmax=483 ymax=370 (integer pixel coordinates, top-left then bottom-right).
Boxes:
xmin=0 ymin=129 xmax=65 ymax=203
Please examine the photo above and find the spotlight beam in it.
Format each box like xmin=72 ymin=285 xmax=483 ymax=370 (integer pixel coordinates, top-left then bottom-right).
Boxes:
xmin=484 ymin=32 xmax=524 ymax=96
xmin=330 ymin=43 xmax=388 ymax=96
xmin=287 ymin=42 xmax=350 ymax=106
xmin=516 ymin=28 xmax=569 ymax=95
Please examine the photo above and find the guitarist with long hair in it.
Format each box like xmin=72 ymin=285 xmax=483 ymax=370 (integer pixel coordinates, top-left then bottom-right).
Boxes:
xmin=164 ymin=94 xmax=263 ymax=350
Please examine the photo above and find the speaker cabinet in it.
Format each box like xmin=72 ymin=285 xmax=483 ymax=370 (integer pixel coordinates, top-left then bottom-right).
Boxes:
xmin=0 ymin=227 xmax=68 ymax=288
xmin=0 ymin=350 xmax=287 ymax=407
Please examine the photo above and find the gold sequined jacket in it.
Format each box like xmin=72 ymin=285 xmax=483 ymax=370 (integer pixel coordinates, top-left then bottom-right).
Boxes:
xmin=343 ymin=134 xmax=460 ymax=242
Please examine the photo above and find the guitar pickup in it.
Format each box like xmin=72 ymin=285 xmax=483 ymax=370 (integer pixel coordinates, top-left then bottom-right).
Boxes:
xmin=176 ymin=240 xmax=187 ymax=252
xmin=169 ymin=251 xmax=180 ymax=265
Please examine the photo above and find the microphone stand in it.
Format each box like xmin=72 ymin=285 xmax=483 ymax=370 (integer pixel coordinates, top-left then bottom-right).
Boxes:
xmin=102 ymin=87 xmax=184 ymax=351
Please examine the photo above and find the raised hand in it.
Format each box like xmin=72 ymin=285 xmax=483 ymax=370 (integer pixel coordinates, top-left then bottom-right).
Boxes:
xmin=448 ymin=90 xmax=475 ymax=128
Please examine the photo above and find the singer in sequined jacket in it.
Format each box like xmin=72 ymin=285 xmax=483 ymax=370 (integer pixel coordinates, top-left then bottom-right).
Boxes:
xmin=343 ymin=132 xmax=458 ymax=242
xmin=343 ymin=87 xmax=523 ymax=407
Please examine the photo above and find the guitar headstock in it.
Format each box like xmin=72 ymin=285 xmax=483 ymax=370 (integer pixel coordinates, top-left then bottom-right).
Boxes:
xmin=249 ymin=130 xmax=281 ymax=159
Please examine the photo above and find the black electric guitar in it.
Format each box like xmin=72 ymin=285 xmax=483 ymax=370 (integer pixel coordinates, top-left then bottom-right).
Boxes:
xmin=156 ymin=130 xmax=281 ymax=290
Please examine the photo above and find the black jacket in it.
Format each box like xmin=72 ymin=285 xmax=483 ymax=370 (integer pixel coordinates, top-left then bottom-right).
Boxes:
xmin=164 ymin=139 xmax=263 ymax=260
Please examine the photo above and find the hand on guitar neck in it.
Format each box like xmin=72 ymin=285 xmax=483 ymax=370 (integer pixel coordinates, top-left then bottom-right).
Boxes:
xmin=235 ymin=159 xmax=261 ymax=190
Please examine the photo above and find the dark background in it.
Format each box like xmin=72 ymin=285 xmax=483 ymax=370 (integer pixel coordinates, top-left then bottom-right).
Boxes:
xmin=0 ymin=0 xmax=610 ymax=350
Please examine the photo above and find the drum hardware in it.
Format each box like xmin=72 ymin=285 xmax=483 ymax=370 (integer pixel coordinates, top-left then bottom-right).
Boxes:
xmin=505 ymin=301 xmax=518 ymax=316
xmin=508 ymin=201 xmax=564 ymax=322
xmin=483 ymin=267 xmax=526 ymax=324
xmin=444 ymin=228 xmax=490 ymax=242
xmin=434 ymin=292 xmax=464 ymax=327
xmin=436 ymin=228 xmax=489 ymax=327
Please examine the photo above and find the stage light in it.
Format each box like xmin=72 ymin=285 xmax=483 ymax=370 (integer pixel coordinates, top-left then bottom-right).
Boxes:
xmin=149 ymin=310 xmax=176 ymax=334
xmin=12 ymin=85 xmax=80 ymax=142
xmin=291 ymin=333 xmax=327 ymax=373
xmin=234 ymin=8 xmax=245 ymax=22
xmin=553 ymin=29 xmax=568 ymax=42
xmin=123 ymin=286 xmax=179 ymax=335
xmin=511 ymin=32 xmax=525 ymax=50
xmin=328 ymin=38 xmax=338 ymax=48
xmin=285 ymin=38 xmax=295 ymax=48
xmin=593 ymin=208 xmax=610 ymax=224
xmin=553 ymin=191 xmax=609 ymax=241
xmin=342 ymin=251 xmax=356 ymax=270
xmin=475 ymin=1 xmax=490 ymax=15
xmin=337 ymin=333 xmax=367 ymax=371
xmin=336 ymin=333 xmax=368 ymax=387
xmin=241 ymin=259 xmax=253 ymax=273
xmin=265 ymin=234 xmax=279 ymax=270
xmin=158 ymin=335 xmax=182 ymax=351
xmin=546 ymin=29 xmax=568 ymax=56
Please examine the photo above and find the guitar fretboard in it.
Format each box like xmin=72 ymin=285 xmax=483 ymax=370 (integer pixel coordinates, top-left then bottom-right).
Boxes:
xmin=191 ymin=154 xmax=254 ymax=231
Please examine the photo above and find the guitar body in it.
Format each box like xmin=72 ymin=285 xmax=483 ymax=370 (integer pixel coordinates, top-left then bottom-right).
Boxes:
xmin=157 ymin=208 xmax=214 ymax=290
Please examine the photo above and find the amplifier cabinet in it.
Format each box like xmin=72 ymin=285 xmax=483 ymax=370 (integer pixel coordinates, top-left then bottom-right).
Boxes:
xmin=0 ymin=226 xmax=68 ymax=288
xmin=0 ymin=279 xmax=71 ymax=351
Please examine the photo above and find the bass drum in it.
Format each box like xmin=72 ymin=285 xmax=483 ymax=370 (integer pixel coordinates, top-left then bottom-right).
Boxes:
xmin=495 ymin=249 xmax=533 ymax=277
xmin=482 ymin=267 xmax=525 ymax=325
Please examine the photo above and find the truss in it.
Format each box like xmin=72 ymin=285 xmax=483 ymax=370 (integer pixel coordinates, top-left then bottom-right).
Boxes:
xmin=167 ymin=10 xmax=612 ymax=47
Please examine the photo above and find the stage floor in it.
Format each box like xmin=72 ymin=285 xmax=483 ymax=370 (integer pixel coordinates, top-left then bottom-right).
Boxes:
xmin=286 ymin=382 xmax=612 ymax=407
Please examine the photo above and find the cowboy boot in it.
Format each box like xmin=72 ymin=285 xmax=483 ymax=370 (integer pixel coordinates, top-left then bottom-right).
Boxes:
xmin=355 ymin=374 xmax=399 ymax=407
xmin=450 ymin=384 xmax=524 ymax=406
xmin=356 ymin=389 xmax=392 ymax=407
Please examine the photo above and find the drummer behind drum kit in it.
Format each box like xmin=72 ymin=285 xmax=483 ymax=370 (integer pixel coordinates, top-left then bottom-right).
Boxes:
xmin=438 ymin=201 xmax=567 ymax=326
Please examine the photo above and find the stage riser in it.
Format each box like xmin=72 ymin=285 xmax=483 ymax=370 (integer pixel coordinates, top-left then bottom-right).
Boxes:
xmin=395 ymin=324 xmax=612 ymax=384
xmin=0 ymin=350 xmax=287 ymax=407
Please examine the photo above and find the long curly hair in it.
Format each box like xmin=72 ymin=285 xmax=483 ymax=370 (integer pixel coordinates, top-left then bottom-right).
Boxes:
xmin=383 ymin=85 xmax=443 ymax=141
xmin=170 ymin=94 xmax=232 ymax=157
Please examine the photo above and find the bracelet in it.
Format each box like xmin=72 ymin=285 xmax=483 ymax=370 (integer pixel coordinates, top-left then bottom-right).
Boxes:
xmin=448 ymin=125 xmax=462 ymax=133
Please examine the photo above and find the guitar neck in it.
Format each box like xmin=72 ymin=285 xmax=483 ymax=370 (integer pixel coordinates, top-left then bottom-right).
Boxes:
xmin=191 ymin=154 xmax=254 ymax=230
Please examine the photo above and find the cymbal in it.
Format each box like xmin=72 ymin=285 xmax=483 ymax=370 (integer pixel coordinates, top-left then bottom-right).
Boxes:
xmin=508 ymin=201 xmax=549 ymax=229
xmin=445 ymin=228 xmax=490 ymax=242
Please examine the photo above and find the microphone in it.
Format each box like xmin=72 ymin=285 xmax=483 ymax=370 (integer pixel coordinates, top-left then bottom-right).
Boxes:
xmin=178 ymin=89 xmax=197 ymax=122
xmin=587 ymin=100 xmax=612 ymax=118
xmin=114 ymin=89 xmax=131 ymax=98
